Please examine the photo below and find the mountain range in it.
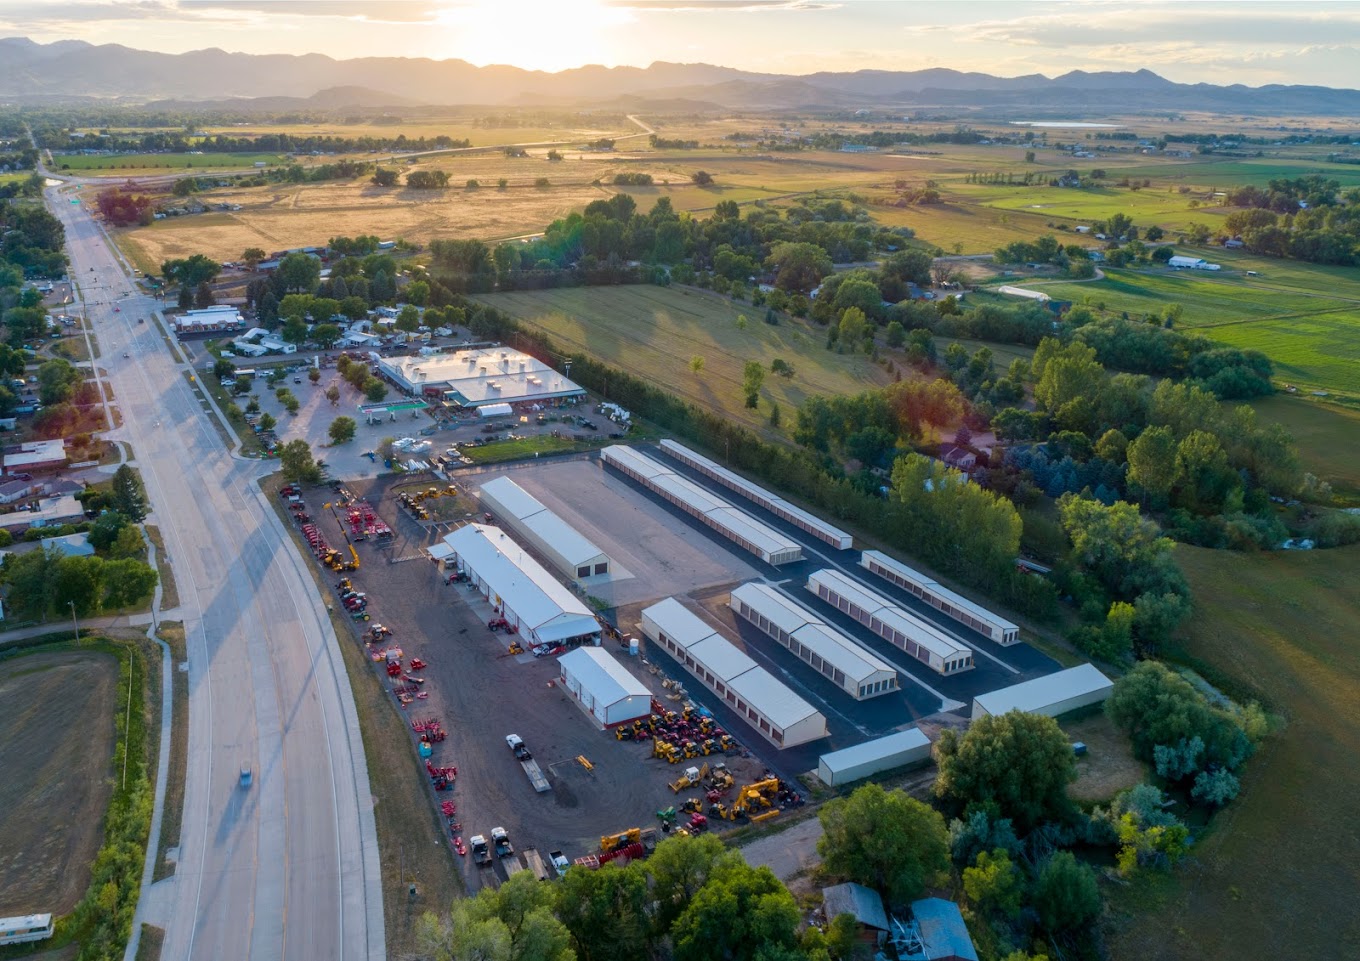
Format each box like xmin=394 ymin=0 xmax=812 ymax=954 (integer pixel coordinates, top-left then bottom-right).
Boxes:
xmin=3 ymin=37 xmax=1359 ymax=115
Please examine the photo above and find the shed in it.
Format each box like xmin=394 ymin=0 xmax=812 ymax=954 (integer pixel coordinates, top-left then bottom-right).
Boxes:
xmin=1167 ymin=255 xmax=1206 ymax=269
xmin=479 ymin=402 xmax=514 ymax=418
xmin=478 ymin=476 xmax=609 ymax=580
xmin=817 ymin=728 xmax=932 ymax=787
xmin=997 ymin=285 xmax=1050 ymax=302
xmin=558 ymin=647 xmax=652 ymax=727
xmin=900 ymin=898 xmax=978 ymax=961
xmin=971 ymin=663 xmax=1113 ymax=721
xmin=822 ymin=882 xmax=890 ymax=941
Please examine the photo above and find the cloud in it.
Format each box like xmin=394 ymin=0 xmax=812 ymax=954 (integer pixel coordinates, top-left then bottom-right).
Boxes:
xmin=0 ymin=1 xmax=190 ymax=24
xmin=179 ymin=0 xmax=441 ymax=22
xmin=604 ymin=0 xmax=839 ymax=10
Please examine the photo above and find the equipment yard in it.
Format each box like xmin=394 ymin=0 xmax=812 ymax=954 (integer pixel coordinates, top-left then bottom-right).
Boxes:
xmin=277 ymin=442 xmax=1065 ymax=889
xmin=0 ymin=650 xmax=120 ymax=916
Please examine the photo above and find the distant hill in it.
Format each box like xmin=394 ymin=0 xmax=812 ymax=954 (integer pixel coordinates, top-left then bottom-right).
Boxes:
xmin=3 ymin=36 xmax=1360 ymax=115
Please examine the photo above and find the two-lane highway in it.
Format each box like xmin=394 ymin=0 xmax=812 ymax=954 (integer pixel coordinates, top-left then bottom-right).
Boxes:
xmin=45 ymin=183 xmax=384 ymax=961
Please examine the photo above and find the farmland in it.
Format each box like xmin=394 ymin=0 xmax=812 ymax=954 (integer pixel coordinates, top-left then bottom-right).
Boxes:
xmin=53 ymin=151 xmax=288 ymax=172
xmin=471 ymin=285 xmax=894 ymax=435
xmin=0 ymin=649 xmax=120 ymax=915
xmin=1239 ymin=395 xmax=1360 ymax=499
xmin=1106 ymin=543 xmax=1360 ymax=961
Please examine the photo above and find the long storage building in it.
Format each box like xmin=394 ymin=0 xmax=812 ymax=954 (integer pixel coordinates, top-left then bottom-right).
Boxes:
xmin=816 ymin=728 xmax=933 ymax=788
xmin=601 ymin=446 xmax=803 ymax=566
xmin=729 ymin=582 xmax=898 ymax=700
xmin=860 ymin=550 xmax=1019 ymax=645
xmin=478 ymin=476 xmax=610 ymax=581
xmin=658 ymin=439 xmax=853 ymax=550
xmin=971 ymin=664 xmax=1113 ymax=721
xmin=558 ymin=647 xmax=653 ymax=727
xmin=807 ymin=569 xmax=974 ymax=675
xmin=640 ymin=597 xmax=827 ymax=748
xmin=442 ymin=523 xmax=601 ymax=645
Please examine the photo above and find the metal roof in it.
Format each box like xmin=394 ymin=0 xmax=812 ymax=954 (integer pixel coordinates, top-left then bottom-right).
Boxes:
xmin=601 ymin=444 xmax=668 ymax=480
xmin=809 ymin=569 xmax=970 ymax=661
xmin=688 ymin=635 xmax=757 ymax=682
xmin=973 ymin=664 xmax=1113 ymax=717
xmin=641 ymin=597 xmax=721 ymax=649
xmin=818 ymin=728 xmax=931 ymax=777
xmin=861 ymin=550 xmax=1017 ymax=635
xmin=725 ymin=666 xmax=823 ymax=730
xmin=480 ymin=477 xmax=608 ymax=570
xmin=731 ymin=582 xmax=896 ymax=684
xmin=908 ymin=898 xmax=978 ymax=961
xmin=443 ymin=524 xmax=598 ymax=641
xmin=558 ymin=647 xmax=651 ymax=708
xmin=822 ymin=882 xmax=890 ymax=931
xmin=480 ymin=476 xmax=546 ymax=520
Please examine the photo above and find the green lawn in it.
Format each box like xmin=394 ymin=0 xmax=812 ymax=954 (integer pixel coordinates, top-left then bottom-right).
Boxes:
xmin=1106 ymin=544 xmax=1360 ymax=961
xmin=53 ymin=152 xmax=287 ymax=172
xmin=1205 ymin=311 xmax=1360 ymax=397
xmin=472 ymin=286 xmax=893 ymax=436
xmin=1098 ymin=157 xmax=1360 ymax=188
xmin=1235 ymin=394 xmax=1360 ymax=499
xmin=954 ymin=182 xmax=1200 ymax=227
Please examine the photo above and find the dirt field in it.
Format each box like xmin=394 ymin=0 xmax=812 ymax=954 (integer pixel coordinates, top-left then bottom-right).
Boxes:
xmin=0 ymin=650 xmax=120 ymax=915
xmin=1064 ymin=711 xmax=1146 ymax=805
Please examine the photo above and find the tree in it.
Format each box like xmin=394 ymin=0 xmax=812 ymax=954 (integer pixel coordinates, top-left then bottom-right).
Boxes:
xmin=1126 ymin=425 xmax=1178 ymax=504
xmin=1033 ymin=852 xmax=1101 ymax=933
xmin=213 ymin=357 xmax=236 ymax=380
xmin=395 ymin=305 xmax=421 ymax=333
xmin=648 ymin=834 xmax=744 ymax=933
xmin=818 ymin=783 xmax=950 ymax=906
xmin=691 ymin=170 xmax=714 ymax=185
xmin=418 ymin=870 xmax=572 ymax=961
xmin=194 ymin=281 xmax=215 ymax=309
xmin=110 ymin=524 xmax=147 ymax=561
xmin=102 ymin=558 xmax=158 ymax=609
xmin=275 ymin=252 xmax=321 ymax=294
xmin=111 ymin=465 xmax=149 ymax=521
xmin=742 ymin=361 xmax=765 ymax=408
xmin=311 ymin=323 xmax=342 ymax=349
xmin=325 ymin=385 xmax=341 ymax=406
xmin=258 ymin=412 xmax=277 ymax=433
xmin=329 ymin=416 xmax=357 ymax=445
xmin=963 ymin=848 xmax=1023 ymax=919
xmin=0 ymin=545 xmax=60 ymax=618
xmin=765 ymin=242 xmax=833 ymax=293
xmin=671 ymin=861 xmax=800 ymax=961
xmin=54 ymin=555 xmax=105 ymax=616
xmin=372 ymin=167 xmax=398 ymax=187
xmin=308 ymin=367 xmax=321 ymax=385
xmin=689 ymin=355 xmax=705 ymax=375
xmin=885 ymin=320 xmax=906 ymax=349
xmin=37 ymin=358 xmax=83 ymax=405
xmin=1106 ymin=661 xmax=1257 ymax=771
xmin=934 ymin=710 xmax=1076 ymax=831
xmin=87 ymin=511 xmax=131 ymax=553
xmin=278 ymin=439 xmax=322 ymax=484
xmin=161 ymin=253 xmax=221 ymax=289
xmin=242 ymin=247 xmax=266 ymax=270
xmin=836 ymin=307 xmax=872 ymax=354
xmin=556 ymin=863 xmax=650 ymax=961
xmin=364 ymin=378 xmax=388 ymax=403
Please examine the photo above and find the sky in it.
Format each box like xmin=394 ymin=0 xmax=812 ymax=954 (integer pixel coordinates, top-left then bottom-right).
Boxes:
xmin=1 ymin=0 xmax=1358 ymax=86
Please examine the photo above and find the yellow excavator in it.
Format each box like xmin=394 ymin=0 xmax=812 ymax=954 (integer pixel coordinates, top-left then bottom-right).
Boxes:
xmin=600 ymin=828 xmax=641 ymax=854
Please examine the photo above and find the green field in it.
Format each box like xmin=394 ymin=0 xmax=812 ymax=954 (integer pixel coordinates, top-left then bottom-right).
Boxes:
xmin=471 ymin=286 xmax=893 ymax=435
xmin=954 ymin=182 xmax=1202 ymax=228
xmin=1099 ymin=158 xmax=1360 ymax=188
xmin=53 ymin=152 xmax=288 ymax=172
xmin=1107 ymin=544 xmax=1360 ymax=961
xmin=1237 ymin=395 xmax=1360 ymax=498
xmin=1206 ymin=311 xmax=1360 ymax=395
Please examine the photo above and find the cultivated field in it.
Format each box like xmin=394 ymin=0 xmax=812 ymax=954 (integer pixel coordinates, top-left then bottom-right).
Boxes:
xmin=0 ymin=649 xmax=120 ymax=915
xmin=1238 ymin=395 xmax=1360 ymax=500
xmin=54 ymin=151 xmax=287 ymax=172
xmin=1107 ymin=543 xmax=1360 ymax=961
xmin=472 ymin=285 xmax=894 ymax=434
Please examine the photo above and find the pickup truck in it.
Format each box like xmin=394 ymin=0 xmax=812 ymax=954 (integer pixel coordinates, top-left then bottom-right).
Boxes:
xmin=492 ymin=826 xmax=514 ymax=859
xmin=469 ymin=834 xmax=493 ymax=866
xmin=507 ymin=734 xmax=552 ymax=793
xmin=549 ymin=851 xmax=570 ymax=878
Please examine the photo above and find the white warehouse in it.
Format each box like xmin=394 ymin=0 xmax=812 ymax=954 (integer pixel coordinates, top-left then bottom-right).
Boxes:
xmin=640 ymin=597 xmax=828 ymax=748
xmin=658 ymin=439 xmax=854 ymax=550
xmin=558 ymin=647 xmax=653 ymax=727
xmin=442 ymin=523 xmax=600 ymax=645
xmin=971 ymin=664 xmax=1114 ymax=721
xmin=860 ymin=550 xmax=1019 ymax=645
xmin=807 ymin=569 xmax=974 ymax=675
xmin=729 ymin=582 xmax=898 ymax=700
xmin=478 ymin=476 xmax=609 ymax=581
xmin=601 ymin=446 xmax=804 ymax=565
xmin=816 ymin=728 xmax=933 ymax=788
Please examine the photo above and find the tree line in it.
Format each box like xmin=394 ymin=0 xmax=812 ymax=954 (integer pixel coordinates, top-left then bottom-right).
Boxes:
xmin=36 ymin=128 xmax=470 ymax=155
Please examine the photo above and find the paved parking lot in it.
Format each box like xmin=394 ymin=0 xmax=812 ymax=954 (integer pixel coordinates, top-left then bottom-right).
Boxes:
xmin=286 ymin=474 xmax=774 ymax=890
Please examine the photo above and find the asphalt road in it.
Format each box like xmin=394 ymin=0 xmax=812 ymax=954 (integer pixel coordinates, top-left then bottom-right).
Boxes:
xmin=45 ymin=183 xmax=384 ymax=960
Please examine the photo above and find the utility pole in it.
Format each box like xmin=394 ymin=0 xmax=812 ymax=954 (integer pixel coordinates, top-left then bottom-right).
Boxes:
xmin=69 ymin=600 xmax=79 ymax=643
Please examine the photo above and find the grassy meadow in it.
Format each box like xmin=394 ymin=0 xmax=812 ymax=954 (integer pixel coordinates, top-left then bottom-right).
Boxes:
xmin=1106 ymin=543 xmax=1360 ymax=961
xmin=53 ymin=151 xmax=287 ymax=172
xmin=1238 ymin=395 xmax=1360 ymax=499
xmin=471 ymin=285 xmax=894 ymax=435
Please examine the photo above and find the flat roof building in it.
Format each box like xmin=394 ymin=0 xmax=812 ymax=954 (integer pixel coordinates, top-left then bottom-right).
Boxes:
xmin=861 ymin=550 xmax=1019 ymax=645
xmin=442 ymin=523 xmax=600 ymax=645
xmin=640 ymin=597 xmax=827 ymax=748
xmin=601 ymin=446 xmax=804 ymax=566
xmin=174 ymin=305 xmax=244 ymax=332
xmin=558 ymin=647 xmax=652 ymax=727
xmin=3 ymin=439 xmax=67 ymax=474
xmin=478 ymin=476 xmax=609 ymax=581
xmin=378 ymin=347 xmax=586 ymax=408
xmin=971 ymin=664 xmax=1113 ymax=721
xmin=730 ymin=582 xmax=898 ymax=700
xmin=817 ymin=728 xmax=932 ymax=787
xmin=807 ymin=569 xmax=973 ymax=675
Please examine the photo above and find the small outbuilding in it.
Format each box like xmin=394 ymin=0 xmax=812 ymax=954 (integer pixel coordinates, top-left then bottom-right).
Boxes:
xmin=971 ymin=663 xmax=1114 ymax=721
xmin=821 ymin=882 xmax=890 ymax=945
xmin=899 ymin=898 xmax=978 ymax=961
xmin=558 ymin=647 xmax=653 ymax=727
xmin=816 ymin=728 xmax=932 ymax=788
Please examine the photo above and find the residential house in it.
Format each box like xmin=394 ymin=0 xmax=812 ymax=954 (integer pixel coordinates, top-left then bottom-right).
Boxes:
xmin=940 ymin=445 xmax=978 ymax=471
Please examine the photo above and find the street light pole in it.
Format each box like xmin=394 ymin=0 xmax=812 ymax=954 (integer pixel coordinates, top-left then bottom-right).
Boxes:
xmin=69 ymin=600 xmax=79 ymax=643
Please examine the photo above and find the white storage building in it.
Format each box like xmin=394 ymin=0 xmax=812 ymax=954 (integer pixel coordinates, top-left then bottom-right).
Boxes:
xmin=658 ymin=440 xmax=853 ymax=550
xmin=729 ymin=582 xmax=898 ymax=700
xmin=997 ymin=285 xmax=1050 ymax=302
xmin=860 ymin=550 xmax=1019 ymax=645
xmin=478 ymin=476 xmax=609 ymax=581
xmin=807 ymin=569 xmax=973 ymax=675
xmin=640 ymin=597 xmax=828 ymax=748
xmin=558 ymin=647 xmax=652 ymax=727
xmin=971 ymin=664 xmax=1114 ymax=721
xmin=816 ymin=728 xmax=933 ymax=787
xmin=601 ymin=446 xmax=803 ymax=566
xmin=442 ymin=523 xmax=600 ymax=645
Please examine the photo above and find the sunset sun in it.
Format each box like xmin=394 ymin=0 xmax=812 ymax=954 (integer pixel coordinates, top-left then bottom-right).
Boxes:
xmin=443 ymin=0 xmax=629 ymax=72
